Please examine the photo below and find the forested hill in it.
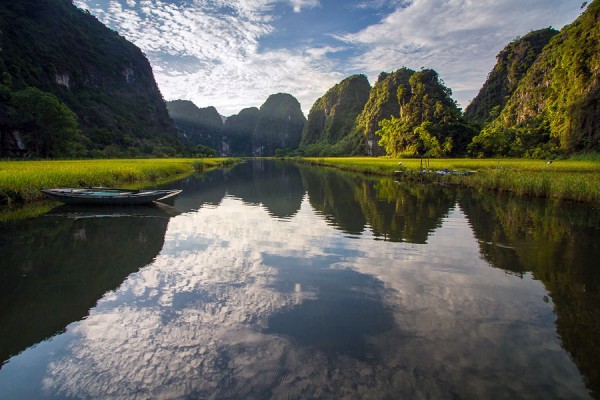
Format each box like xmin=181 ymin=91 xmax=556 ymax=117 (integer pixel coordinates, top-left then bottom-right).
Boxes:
xmin=0 ymin=0 xmax=177 ymax=158
xmin=354 ymin=68 xmax=415 ymax=156
xmin=469 ymin=1 xmax=600 ymax=157
xmin=465 ymin=28 xmax=559 ymax=125
xmin=300 ymin=74 xmax=371 ymax=156
xmin=374 ymin=69 xmax=475 ymax=157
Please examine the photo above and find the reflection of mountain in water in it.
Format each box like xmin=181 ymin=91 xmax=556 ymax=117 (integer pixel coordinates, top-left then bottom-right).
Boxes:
xmin=460 ymin=190 xmax=600 ymax=398
xmin=165 ymin=160 xmax=305 ymax=220
xmin=168 ymin=161 xmax=455 ymax=244
xmin=300 ymin=166 xmax=456 ymax=243
xmin=0 ymin=206 xmax=170 ymax=366
xmin=227 ymin=160 xmax=304 ymax=219
xmin=300 ymin=167 xmax=367 ymax=234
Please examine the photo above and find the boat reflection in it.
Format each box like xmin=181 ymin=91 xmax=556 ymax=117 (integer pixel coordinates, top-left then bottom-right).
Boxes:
xmin=0 ymin=204 xmax=172 ymax=366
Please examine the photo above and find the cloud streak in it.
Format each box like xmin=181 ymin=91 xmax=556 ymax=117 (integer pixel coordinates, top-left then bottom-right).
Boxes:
xmin=74 ymin=0 xmax=342 ymax=115
xmin=73 ymin=0 xmax=583 ymax=115
xmin=338 ymin=0 xmax=583 ymax=108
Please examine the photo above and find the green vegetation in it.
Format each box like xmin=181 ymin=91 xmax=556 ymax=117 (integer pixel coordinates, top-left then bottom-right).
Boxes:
xmin=298 ymin=157 xmax=600 ymax=204
xmin=464 ymin=28 xmax=559 ymax=125
xmin=0 ymin=0 xmax=177 ymax=158
xmin=0 ymin=158 xmax=237 ymax=205
xmin=375 ymin=69 xmax=475 ymax=157
xmin=353 ymin=68 xmax=415 ymax=156
xmin=300 ymin=75 xmax=371 ymax=156
xmin=470 ymin=1 xmax=600 ymax=157
xmin=8 ymin=87 xmax=83 ymax=158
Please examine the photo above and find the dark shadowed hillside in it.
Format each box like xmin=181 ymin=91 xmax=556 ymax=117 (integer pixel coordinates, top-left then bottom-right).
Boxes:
xmin=167 ymin=100 xmax=224 ymax=155
xmin=0 ymin=0 xmax=177 ymax=158
xmin=253 ymin=93 xmax=306 ymax=156
xmin=224 ymin=107 xmax=259 ymax=156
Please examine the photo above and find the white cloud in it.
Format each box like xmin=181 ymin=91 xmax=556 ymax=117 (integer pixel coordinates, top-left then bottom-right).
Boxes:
xmin=338 ymin=0 xmax=583 ymax=109
xmin=289 ymin=0 xmax=320 ymax=13
xmin=72 ymin=0 xmax=584 ymax=115
xmin=73 ymin=0 xmax=341 ymax=115
xmin=31 ymin=196 xmax=586 ymax=398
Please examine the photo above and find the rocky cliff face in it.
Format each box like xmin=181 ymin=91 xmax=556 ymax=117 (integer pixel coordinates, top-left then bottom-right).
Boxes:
xmin=224 ymin=107 xmax=259 ymax=156
xmin=252 ymin=93 xmax=306 ymax=156
xmin=167 ymin=100 xmax=224 ymax=153
xmin=353 ymin=68 xmax=415 ymax=156
xmin=0 ymin=0 xmax=177 ymax=157
xmin=301 ymin=75 xmax=371 ymax=148
xmin=465 ymin=28 xmax=558 ymax=125
xmin=470 ymin=0 xmax=600 ymax=156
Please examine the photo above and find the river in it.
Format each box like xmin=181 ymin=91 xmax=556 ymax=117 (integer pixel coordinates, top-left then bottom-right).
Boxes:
xmin=0 ymin=160 xmax=598 ymax=399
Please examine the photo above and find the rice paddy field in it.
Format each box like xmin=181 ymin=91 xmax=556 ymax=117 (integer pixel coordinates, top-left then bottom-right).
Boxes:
xmin=300 ymin=157 xmax=600 ymax=204
xmin=0 ymin=158 xmax=237 ymax=205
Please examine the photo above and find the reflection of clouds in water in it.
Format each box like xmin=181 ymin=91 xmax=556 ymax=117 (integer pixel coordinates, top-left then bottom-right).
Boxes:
xmin=41 ymin=199 xmax=587 ymax=399
xmin=345 ymin=206 xmax=582 ymax=398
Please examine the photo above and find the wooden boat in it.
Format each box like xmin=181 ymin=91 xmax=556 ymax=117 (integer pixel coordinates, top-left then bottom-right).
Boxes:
xmin=41 ymin=187 xmax=182 ymax=205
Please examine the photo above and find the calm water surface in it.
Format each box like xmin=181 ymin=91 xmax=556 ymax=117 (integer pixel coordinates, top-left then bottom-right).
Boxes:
xmin=1 ymin=160 xmax=599 ymax=399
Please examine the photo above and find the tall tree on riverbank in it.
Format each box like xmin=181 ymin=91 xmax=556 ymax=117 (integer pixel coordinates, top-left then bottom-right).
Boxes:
xmin=10 ymin=87 xmax=82 ymax=157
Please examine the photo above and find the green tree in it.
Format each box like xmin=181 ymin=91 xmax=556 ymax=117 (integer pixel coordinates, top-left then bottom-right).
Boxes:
xmin=10 ymin=87 xmax=82 ymax=157
xmin=377 ymin=116 xmax=417 ymax=157
xmin=415 ymin=122 xmax=452 ymax=157
xmin=375 ymin=69 xmax=470 ymax=157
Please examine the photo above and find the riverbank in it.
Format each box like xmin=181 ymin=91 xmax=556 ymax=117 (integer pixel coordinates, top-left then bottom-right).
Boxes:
xmin=0 ymin=158 xmax=237 ymax=206
xmin=298 ymin=157 xmax=600 ymax=204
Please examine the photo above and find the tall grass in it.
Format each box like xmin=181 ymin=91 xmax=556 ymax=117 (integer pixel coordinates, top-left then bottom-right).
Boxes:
xmin=299 ymin=157 xmax=600 ymax=204
xmin=0 ymin=158 xmax=237 ymax=205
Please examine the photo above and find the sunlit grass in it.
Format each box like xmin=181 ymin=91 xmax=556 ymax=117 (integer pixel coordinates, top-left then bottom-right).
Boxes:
xmin=299 ymin=157 xmax=600 ymax=204
xmin=0 ymin=158 xmax=237 ymax=205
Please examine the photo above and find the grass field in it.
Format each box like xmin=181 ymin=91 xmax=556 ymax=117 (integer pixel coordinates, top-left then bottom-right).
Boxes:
xmin=0 ymin=158 xmax=237 ymax=205
xmin=299 ymin=157 xmax=600 ymax=204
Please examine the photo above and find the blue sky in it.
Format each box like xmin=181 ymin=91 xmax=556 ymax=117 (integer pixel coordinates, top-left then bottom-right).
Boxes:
xmin=73 ymin=0 xmax=585 ymax=116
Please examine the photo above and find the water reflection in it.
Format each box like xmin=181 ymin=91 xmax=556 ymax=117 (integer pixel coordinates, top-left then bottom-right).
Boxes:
xmin=301 ymin=166 xmax=456 ymax=242
xmin=460 ymin=191 xmax=600 ymax=397
xmin=227 ymin=160 xmax=305 ymax=219
xmin=163 ymin=160 xmax=304 ymax=219
xmin=0 ymin=205 xmax=171 ymax=366
xmin=0 ymin=161 xmax=597 ymax=399
xmin=263 ymin=254 xmax=395 ymax=361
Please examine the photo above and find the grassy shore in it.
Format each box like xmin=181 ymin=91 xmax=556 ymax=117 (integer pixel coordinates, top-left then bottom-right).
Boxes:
xmin=0 ymin=158 xmax=237 ymax=206
xmin=299 ymin=157 xmax=600 ymax=204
